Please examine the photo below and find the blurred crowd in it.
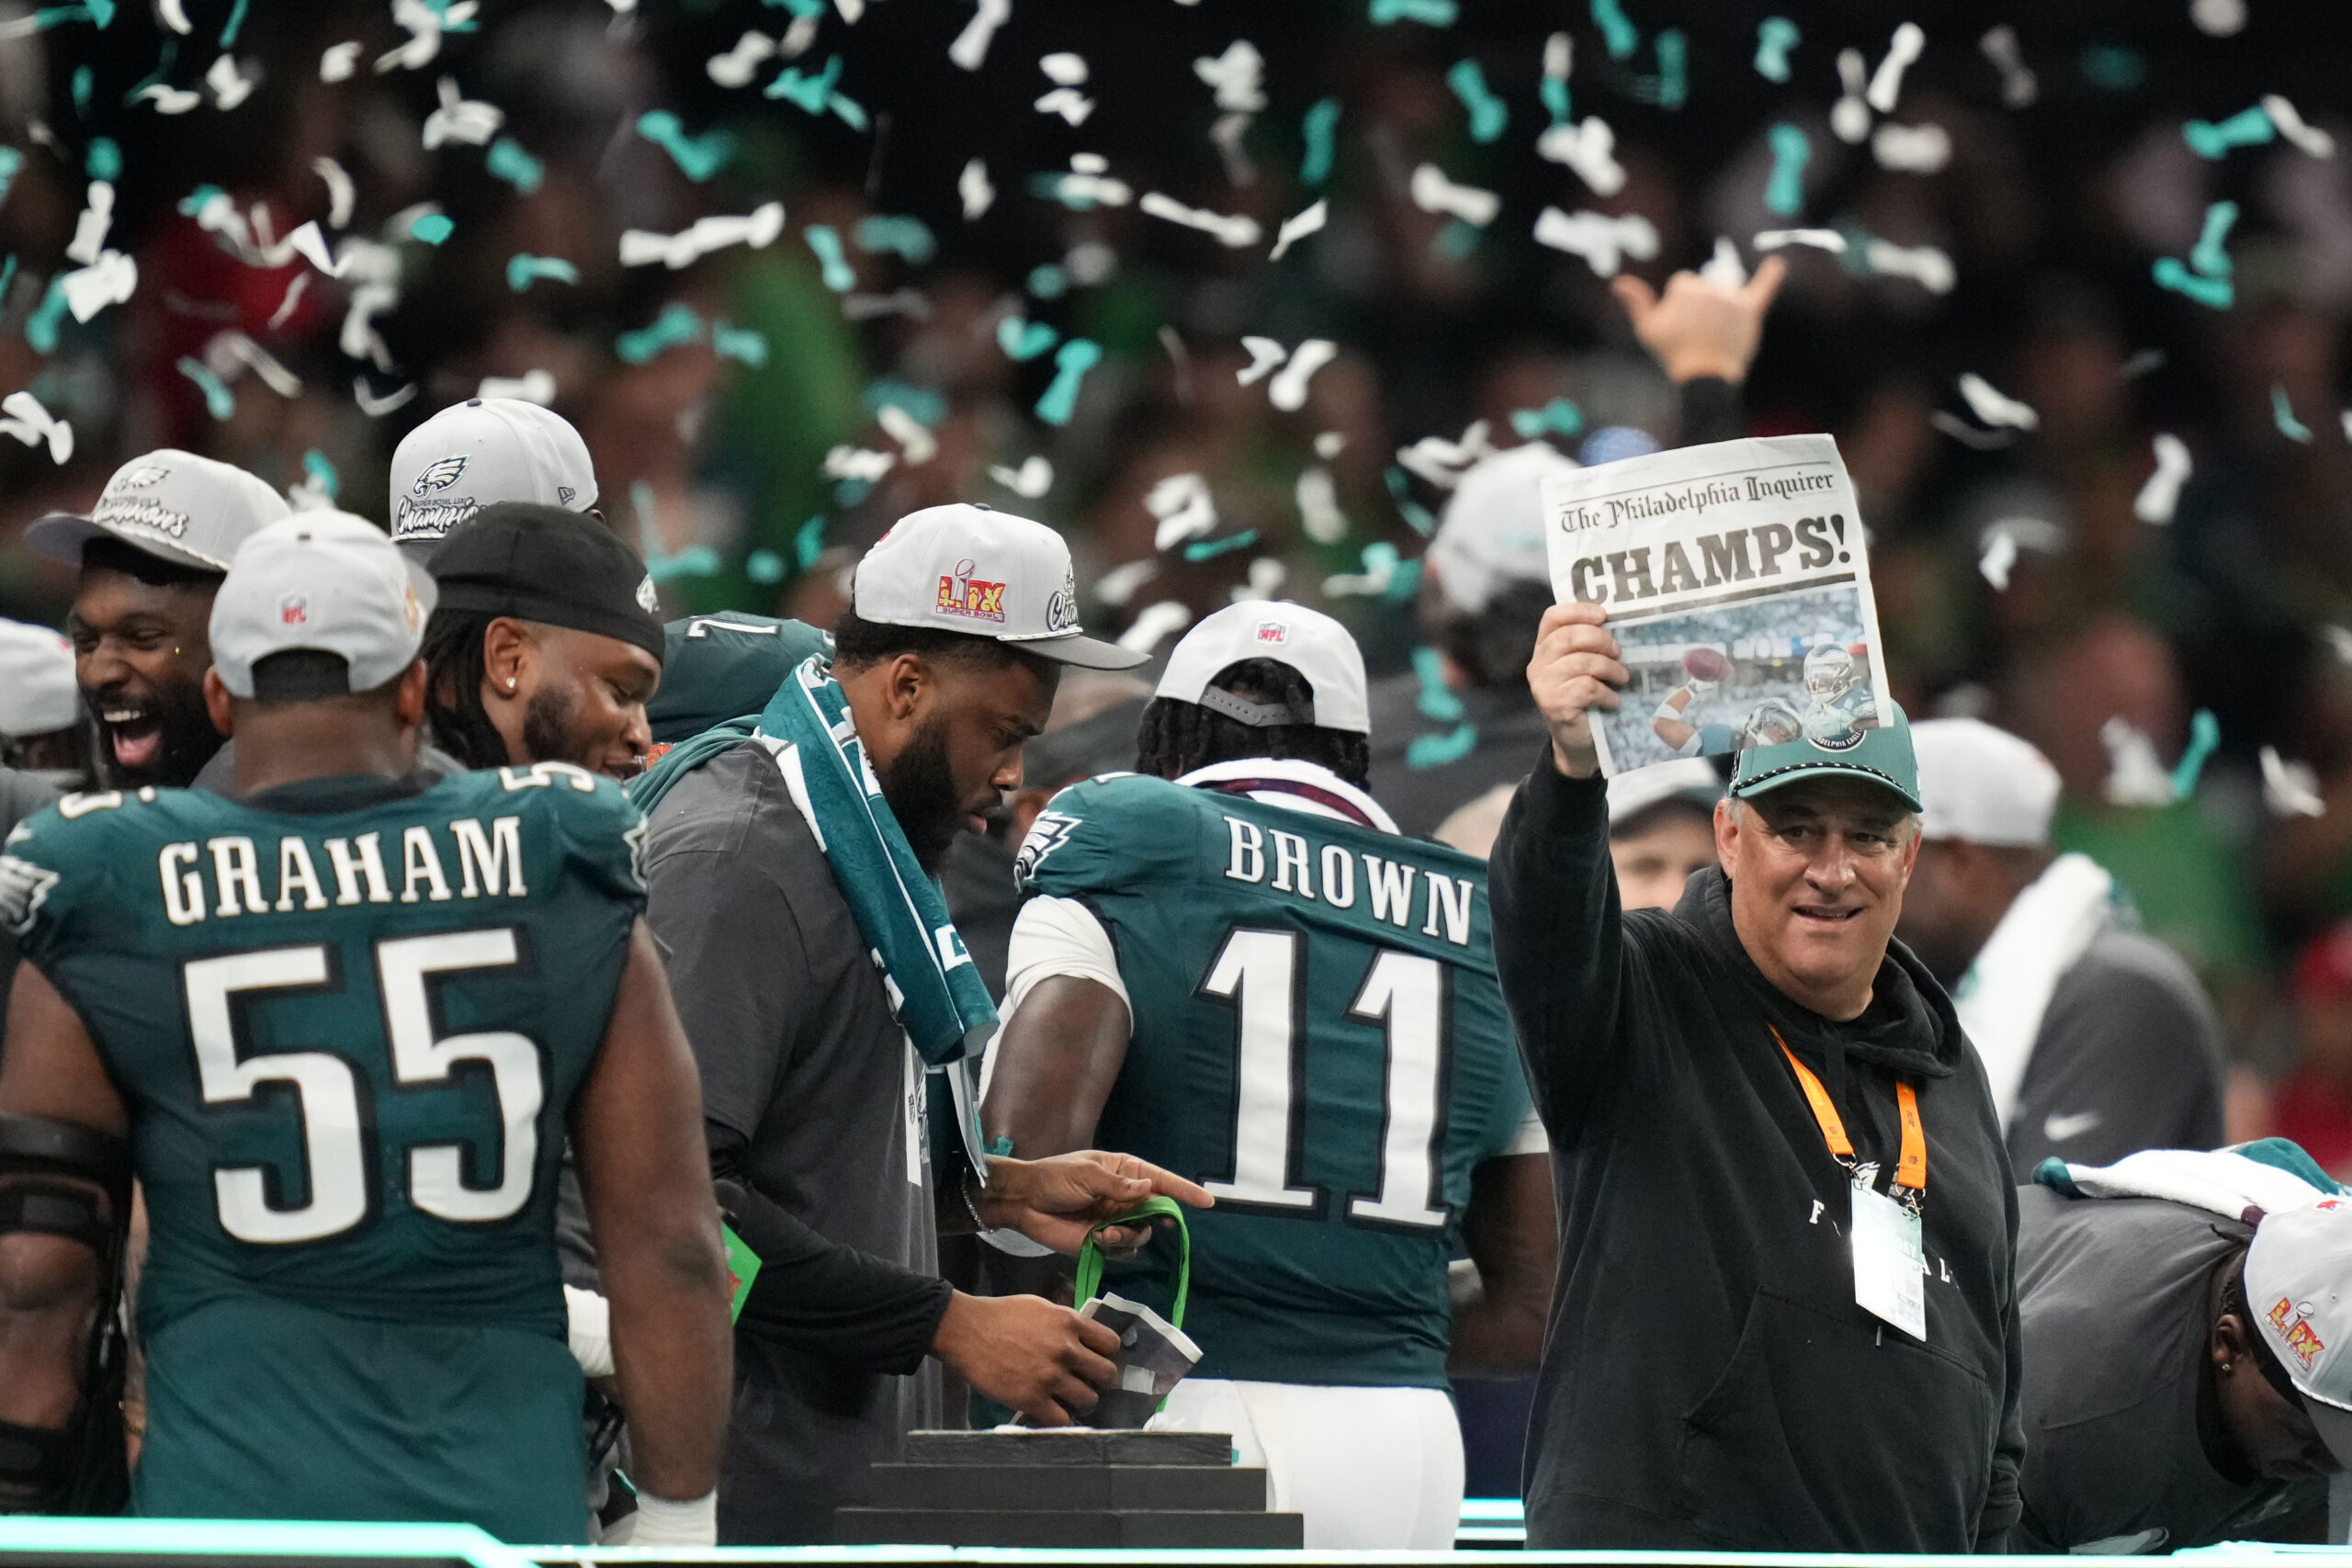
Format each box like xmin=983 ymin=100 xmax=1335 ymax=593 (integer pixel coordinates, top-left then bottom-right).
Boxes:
xmin=1 ymin=0 xmax=2351 ymax=1166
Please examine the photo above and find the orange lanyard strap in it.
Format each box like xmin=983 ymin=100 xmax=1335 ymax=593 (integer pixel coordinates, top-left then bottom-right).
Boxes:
xmin=1772 ymin=1029 xmax=1926 ymax=1196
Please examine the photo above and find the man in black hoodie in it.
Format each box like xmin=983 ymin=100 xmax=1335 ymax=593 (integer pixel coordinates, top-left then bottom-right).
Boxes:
xmin=1490 ymin=600 xmax=2022 ymax=1551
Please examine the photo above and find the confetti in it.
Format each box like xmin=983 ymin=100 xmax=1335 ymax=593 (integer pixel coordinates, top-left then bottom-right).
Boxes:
xmin=1648 ymin=30 xmax=1687 ymax=110
xmin=949 ymin=0 xmax=1011 ymax=71
xmin=746 ymin=548 xmax=786 ymax=583
xmin=0 ymin=389 xmax=70 ymax=463
xmin=2098 ymin=717 xmax=2175 ymax=806
xmin=1184 ymin=529 xmax=1259 ymax=562
xmin=1446 ymin=58 xmax=1507 ymax=143
xmin=137 ymin=83 xmax=201 ymax=113
xmin=1208 ymin=112 xmax=1255 ymax=187
xmin=64 ymin=180 xmax=112 ymax=265
xmin=1194 ymin=39 xmax=1265 ymax=113
xmin=409 ymin=212 xmax=453 ymax=245
xmin=1138 ymin=191 xmax=1261 ymax=248
xmin=805 ymin=225 xmax=854 ymax=291
xmin=1300 ymin=97 xmax=1340 ymax=185
xmin=997 ymin=317 xmax=1058 ymax=360
xmin=1267 ymin=339 xmax=1338 ymax=412
xmin=1032 ymin=152 xmax=1131 ymax=210
xmin=1541 ymin=33 xmax=1570 ymax=124
xmin=855 ymin=214 xmax=935 ymax=264
xmin=2323 ymin=625 xmax=2352 ymax=664
xmin=1236 ymin=337 xmax=1285 ymax=386
xmin=2190 ymin=0 xmax=2246 ymax=36
xmin=1394 ymin=421 xmax=1494 ymax=489
xmin=205 ymin=52 xmax=256 ymax=110
xmin=1958 ymin=372 xmax=2038 ymax=430
xmin=320 ymin=40 xmax=360 ymax=81
xmin=2184 ymin=105 xmax=2272 ymax=160
xmin=475 ymin=139 xmax=539 ymax=193
xmin=421 ymin=74 xmax=501 ymax=148
xmin=1866 ymin=22 xmax=1923 ymax=114
xmin=616 ymin=302 xmax=705 ymax=364
xmin=2261 ymin=96 xmax=2335 ymax=158
xmin=1035 ymin=86 xmax=1093 ymax=126
xmin=618 ymin=202 xmax=786 ymax=268
xmin=376 ymin=0 xmax=476 ymax=74
xmin=765 ymin=54 xmax=843 ymax=115
xmin=158 ymin=0 xmax=187 ymax=31
xmin=2189 ymin=200 xmax=2238 ymax=279
xmin=1411 ymin=651 xmax=1465 ymax=719
xmin=1977 ymin=525 xmax=2018 ymax=591
xmin=1117 ymin=601 xmax=1193 ymax=655
xmin=2261 ymin=747 xmax=2326 ymax=818
xmin=708 ymin=31 xmax=776 ymax=88
xmin=1510 ymin=398 xmax=1584 ymax=440
xmin=2170 ymin=709 xmax=2221 ymax=799
xmin=823 ymin=445 xmax=896 ymax=483
xmin=1408 ymin=723 xmax=1478 ymax=768
xmin=1367 ymin=0 xmax=1456 ymax=25
xmin=1230 ymin=557 xmax=1287 ymax=604
xmin=1096 ymin=558 xmax=1159 ymax=606
xmin=876 ymin=403 xmax=936 ymax=466
xmin=988 ymin=455 xmax=1053 ymax=497
xmin=1871 ymin=122 xmax=1951 ymax=174
xmin=1034 ymin=336 xmax=1101 ymax=425
xmin=266 ymin=271 xmax=308 ymax=329
xmin=1027 ymin=264 xmax=1067 ymax=298
xmin=1268 ymin=199 xmax=1327 ymax=261
xmin=23 ymin=276 xmax=69 ymax=354
xmin=2152 ymin=257 xmax=2232 ymax=309
xmin=637 ymin=110 xmax=733 ymax=181
xmin=176 ymin=355 xmax=234 ymax=419
xmin=287 ymin=448 xmax=338 ymax=509
xmin=1590 ymin=0 xmax=1637 ymax=60
xmin=312 ymin=156 xmax=354 ymax=228
xmin=353 ymin=378 xmax=417 ymax=416
xmin=2132 ymin=433 xmax=2192 ymax=525
xmin=1532 ymin=207 xmax=1659 ymax=276
xmin=1410 ymin=164 xmax=1499 ymax=227
xmin=1295 ymin=464 xmax=1347 ymax=543
xmin=1831 ymin=50 xmax=1870 ymax=143
xmin=1754 ymin=17 xmax=1798 ymax=83
xmin=959 ymin=159 xmax=994 ymax=220
xmin=478 ymin=368 xmax=556 ymax=403
xmin=1535 ymin=117 xmax=1624 ymax=196
xmin=205 ymin=329 xmax=300 ymax=397
xmin=1039 ymin=51 xmax=1087 ymax=84
xmin=1323 ymin=540 xmax=1405 ymax=598
xmin=2121 ymin=349 xmax=2167 ymax=378
xmin=1697 ymin=236 xmax=1747 ymax=289
xmin=2273 ymin=384 xmax=2312 ymax=444
xmin=710 ymin=323 xmax=769 ymax=365
xmin=59 ymin=249 xmax=135 ymax=321
xmin=1865 ymin=240 xmax=1954 ymax=293
xmin=498 ymin=254 xmax=572 ymax=293
xmin=1146 ymin=471 xmax=1219 ymax=549
xmin=1763 ymin=124 xmax=1808 ymax=216
xmin=1978 ymin=25 xmax=2036 ymax=108
xmin=340 ymin=282 xmax=397 ymax=371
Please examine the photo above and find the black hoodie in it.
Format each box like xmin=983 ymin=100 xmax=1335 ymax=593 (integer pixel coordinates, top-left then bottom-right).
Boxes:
xmin=1489 ymin=759 xmax=2023 ymax=1551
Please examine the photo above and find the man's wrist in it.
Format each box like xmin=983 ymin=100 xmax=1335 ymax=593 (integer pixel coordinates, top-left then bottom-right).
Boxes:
xmin=1662 ymin=353 xmax=1747 ymax=384
xmin=1550 ymin=736 xmax=1600 ymax=779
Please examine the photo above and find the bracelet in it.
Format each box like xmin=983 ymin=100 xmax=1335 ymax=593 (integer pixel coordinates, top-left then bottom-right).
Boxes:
xmin=959 ymin=1168 xmax=991 ymax=1234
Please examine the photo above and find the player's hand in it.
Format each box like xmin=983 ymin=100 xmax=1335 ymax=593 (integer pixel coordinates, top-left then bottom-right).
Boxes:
xmin=932 ymin=1291 xmax=1121 ymax=1427
xmin=1528 ymin=602 xmax=1627 ymax=780
xmin=978 ymin=1151 xmax=1213 ymax=1258
xmin=1611 ymin=254 xmax=1785 ymax=384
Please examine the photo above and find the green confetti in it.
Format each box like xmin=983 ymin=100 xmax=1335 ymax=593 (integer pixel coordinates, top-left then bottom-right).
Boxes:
xmin=1183 ymin=530 xmax=1260 ymax=561
xmin=218 ymin=0 xmax=246 ymax=46
xmin=1446 ymin=59 xmax=1507 ymax=143
xmin=176 ymin=183 xmax=226 ymax=217
xmin=1368 ymin=0 xmax=1456 ymax=23
xmin=300 ymin=448 xmax=338 ymax=500
xmin=122 ymin=39 xmax=179 ymax=106
xmin=862 ymin=379 xmax=945 ymax=425
xmin=827 ymin=92 xmax=869 ymax=132
xmin=0 ymin=148 xmax=23 ymax=207
xmin=71 ymin=65 xmax=91 ymax=118
xmin=804 ymin=224 xmax=854 ymax=291
xmin=408 ymin=212 xmax=454 ymax=245
xmin=1412 ymin=646 xmax=1464 ymax=721
xmin=24 ymin=275 xmax=68 ymax=353
xmin=505 ymin=253 xmax=579 ymax=292
xmin=636 ymin=110 xmax=733 ymax=182
xmin=1434 ymin=219 xmax=1480 ymax=260
xmin=1653 ymin=29 xmax=1687 ymax=109
xmin=1541 ymin=73 xmax=1569 ymax=128
xmin=1754 ymin=17 xmax=1798 ymax=82
xmin=1765 ymin=123 xmax=1809 ymax=216
xmin=2188 ymin=200 xmax=2238 ymax=279
xmin=745 ymin=548 xmax=786 ymax=584
xmin=616 ymin=301 xmax=705 ymax=364
xmin=1034 ymin=337 xmax=1101 ymax=426
xmin=1385 ymin=467 xmax=1438 ymax=536
xmin=2079 ymin=44 xmax=2146 ymax=92
xmin=85 ymin=137 xmax=119 ymax=183
xmin=2168 ymin=709 xmax=2221 ymax=798
xmin=765 ymin=0 xmax=824 ymax=16
xmin=2273 ymin=385 xmax=2312 ymax=444
xmin=176 ymin=355 xmax=234 ymax=420
xmin=710 ymin=321 xmax=769 ymax=366
xmin=1300 ymin=98 xmax=1340 ymax=186
xmin=1408 ymin=722 xmax=1478 ymax=768
xmin=2152 ymin=257 xmax=2231 ymax=309
xmin=855 ymin=214 xmax=936 ymax=265
xmin=997 ymin=317 xmax=1058 ymax=360
xmin=1591 ymin=0 xmax=1638 ymax=60
xmin=486 ymin=139 xmax=544 ymax=194
xmin=634 ymin=479 xmax=722 ymax=583
xmin=2185 ymin=105 xmax=2273 ymax=159
xmin=793 ymin=514 xmax=828 ymax=570
xmin=1510 ymin=398 xmax=1584 ymax=440
xmin=764 ymin=54 xmax=842 ymax=115
xmin=1026 ymin=264 xmax=1068 ymax=299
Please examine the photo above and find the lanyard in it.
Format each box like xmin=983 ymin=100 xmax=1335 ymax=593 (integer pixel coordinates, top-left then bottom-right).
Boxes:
xmin=1772 ymin=1028 xmax=1926 ymax=1200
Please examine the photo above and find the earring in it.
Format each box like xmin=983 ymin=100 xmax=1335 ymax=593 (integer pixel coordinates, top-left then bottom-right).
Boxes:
xmin=2222 ymin=1361 xmax=2234 ymax=1373
xmin=508 ymin=677 xmax=518 ymax=690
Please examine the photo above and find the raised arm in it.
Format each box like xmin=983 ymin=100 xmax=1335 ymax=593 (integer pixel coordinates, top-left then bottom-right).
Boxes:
xmin=569 ymin=922 xmax=731 ymax=1541
xmin=1447 ymin=1153 xmax=1557 ymax=1378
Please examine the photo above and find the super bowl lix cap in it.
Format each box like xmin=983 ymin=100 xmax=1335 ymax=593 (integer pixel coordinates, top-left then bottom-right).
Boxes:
xmin=389 ymin=399 xmax=597 ymax=554
xmin=1155 ymin=601 xmax=1370 ymax=733
xmin=27 ymin=450 xmax=291 ymax=573
xmin=2246 ymin=1197 xmax=2352 ymax=1469
xmin=209 ymin=513 xmax=435 ymax=699
xmin=852 ymin=502 xmax=1143 ymax=670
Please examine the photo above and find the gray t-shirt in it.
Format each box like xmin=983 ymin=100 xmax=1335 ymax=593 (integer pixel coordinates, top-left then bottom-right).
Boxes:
xmin=642 ymin=741 xmax=942 ymax=1543
xmin=2014 ymin=1188 xmax=2321 ymax=1551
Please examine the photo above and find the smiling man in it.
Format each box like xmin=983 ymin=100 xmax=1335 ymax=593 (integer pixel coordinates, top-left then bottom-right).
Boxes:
xmin=1490 ymin=600 xmax=2023 ymax=1552
xmin=34 ymin=450 xmax=290 ymax=788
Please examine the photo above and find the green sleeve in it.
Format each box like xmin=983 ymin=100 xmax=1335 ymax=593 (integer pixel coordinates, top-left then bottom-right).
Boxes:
xmin=0 ymin=795 xmax=127 ymax=965
xmin=1013 ymin=774 xmax=1193 ymax=900
xmin=545 ymin=772 xmax=650 ymax=913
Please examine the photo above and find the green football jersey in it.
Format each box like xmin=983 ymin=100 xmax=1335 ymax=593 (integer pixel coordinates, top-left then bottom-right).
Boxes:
xmin=1015 ymin=773 xmax=1533 ymax=1390
xmin=4 ymin=763 xmax=647 ymax=1542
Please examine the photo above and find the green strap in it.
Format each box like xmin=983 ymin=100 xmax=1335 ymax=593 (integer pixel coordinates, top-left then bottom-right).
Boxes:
xmin=1073 ymin=1195 xmax=1190 ymax=1330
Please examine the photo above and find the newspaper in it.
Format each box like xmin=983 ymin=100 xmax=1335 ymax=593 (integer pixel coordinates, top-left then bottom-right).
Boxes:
xmin=1539 ymin=434 xmax=1892 ymax=777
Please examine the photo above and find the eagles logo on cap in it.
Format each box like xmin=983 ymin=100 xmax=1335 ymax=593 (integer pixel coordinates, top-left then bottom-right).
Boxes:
xmin=636 ymin=575 xmax=659 ymax=614
xmin=412 ymin=456 xmax=469 ymax=495
xmin=112 ymin=464 xmax=171 ymax=491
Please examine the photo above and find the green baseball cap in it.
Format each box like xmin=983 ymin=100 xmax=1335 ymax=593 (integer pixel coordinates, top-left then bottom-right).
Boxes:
xmin=1728 ymin=699 xmax=1922 ymax=812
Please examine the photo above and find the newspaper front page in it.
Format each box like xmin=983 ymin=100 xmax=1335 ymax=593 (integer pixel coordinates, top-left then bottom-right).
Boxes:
xmin=1539 ymin=434 xmax=1892 ymax=777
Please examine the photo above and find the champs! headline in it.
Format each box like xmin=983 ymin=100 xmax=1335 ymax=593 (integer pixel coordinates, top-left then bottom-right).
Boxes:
xmin=1561 ymin=513 xmax=1854 ymax=607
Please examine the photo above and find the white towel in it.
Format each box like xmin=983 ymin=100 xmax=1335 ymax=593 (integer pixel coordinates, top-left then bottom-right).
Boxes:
xmin=1951 ymin=852 xmax=2114 ymax=1131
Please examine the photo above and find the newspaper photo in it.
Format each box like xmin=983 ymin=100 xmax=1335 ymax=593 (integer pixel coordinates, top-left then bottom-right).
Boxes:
xmin=1539 ymin=434 xmax=1893 ymax=777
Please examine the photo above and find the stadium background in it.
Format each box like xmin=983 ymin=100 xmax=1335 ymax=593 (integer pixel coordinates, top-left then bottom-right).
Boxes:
xmin=0 ymin=0 xmax=2346 ymax=1337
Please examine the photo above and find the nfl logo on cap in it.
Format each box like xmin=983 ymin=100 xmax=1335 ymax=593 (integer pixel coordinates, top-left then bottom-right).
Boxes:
xmin=1256 ymin=621 xmax=1289 ymax=646
xmin=279 ymin=594 xmax=309 ymax=626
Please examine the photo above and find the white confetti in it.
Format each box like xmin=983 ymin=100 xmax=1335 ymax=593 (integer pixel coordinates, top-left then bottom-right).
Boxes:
xmin=1831 ymin=50 xmax=1871 ymax=143
xmin=823 ymin=445 xmax=897 ymax=482
xmin=2099 ymin=717 xmax=2176 ymax=807
xmin=1313 ymin=431 xmax=1346 ymax=459
xmin=320 ymin=41 xmax=362 ymax=83
xmin=205 ymin=330 xmax=302 ymax=398
xmin=876 ymin=404 xmax=937 ymax=467
xmin=60 ymin=252 xmax=136 ymax=322
xmin=1978 ymin=26 xmax=2036 ymax=109
xmin=959 ymin=158 xmax=995 ymax=220
xmin=949 ymin=0 xmax=1011 ymax=71
xmin=1118 ymin=601 xmax=1193 ymax=655
xmin=266 ymin=271 xmax=310 ymax=330
xmin=1544 ymin=32 xmax=1572 ymax=90
xmin=207 ymin=53 xmax=258 ymax=110
xmin=1267 ymin=339 xmax=1337 ymax=412
xmin=2133 ymin=433 xmax=2193 ymax=524
xmin=2262 ymin=746 xmax=2326 ymax=818
xmin=2190 ymin=0 xmax=2247 ymax=37
xmin=1958 ymin=372 xmax=2040 ymax=430
xmin=1410 ymin=164 xmax=1500 ymax=227
xmin=64 ymin=182 xmax=112 ymax=265
xmin=1236 ymin=337 xmax=1286 ymax=387
xmin=777 ymin=13 xmax=820 ymax=58
xmin=2263 ymin=96 xmax=2335 ymax=158
xmin=158 ymin=0 xmax=191 ymax=33
xmin=1034 ymin=86 xmax=1094 ymax=126
xmin=618 ymin=203 xmax=786 ymax=268
xmin=834 ymin=0 xmax=864 ymax=22
xmin=1230 ymin=557 xmax=1286 ymax=604
xmin=313 ymin=157 xmax=356 ymax=229
xmin=1043 ymin=153 xmax=1130 ymax=209
xmin=1208 ymin=113 xmax=1256 ymax=187
xmin=1535 ymin=117 xmax=1626 ymax=197
xmin=1040 ymin=51 xmax=1088 ymax=85
xmin=2323 ymin=624 xmax=2352 ymax=664
xmin=1865 ymin=239 xmax=1954 ymax=293
xmin=1096 ymin=558 xmax=1159 ymax=607
xmin=1871 ymin=122 xmax=1951 ymax=173
xmin=136 ymin=84 xmax=204 ymax=114
xmin=1754 ymin=228 xmax=1848 ymax=254
xmin=1699 ymin=236 xmax=1747 ymax=289
xmin=1396 ymin=421 xmax=1495 ymax=489
xmin=1146 ymin=472 xmax=1219 ymax=550
xmin=0 ymin=390 xmax=71 ymax=464
xmin=477 ymin=369 xmax=555 ymax=404
xmin=1193 ymin=40 xmax=1265 ymax=113
xmin=1865 ymin=23 xmax=1924 ymax=114
xmin=341 ymin=283 xmax=398 ymax=371
xmin=708 ymin=32 xmax=777 ymax=88
xmin=1268 ymin=199 xmax=1327 ymax=261
xmin=422 ymin=75 xmax=503 ymax=149
xmin=1296 ymin=465 xmax=1348 ymax=544
xmin=1929 ymin=411 xmax=2017 ymax=450
xmin=988 ymin=456 xmax=1054 ymax=498
xmin=1533 ymin=207 xmax=1658 ymax=276
xmin=378 ymin=0 xmax=475 ymax=73
xmin=1138 ymin=191 xmax=1261 ymax=248
xmin=1977 ymin=525 xmax=2018 ymax=591
xmin=843 ymin=288 xmax=933 ymax=321
xmin=287 ymin=221 xmax=351 ymax=278
xmin=353 ymin=378 xmax=418 ymax=416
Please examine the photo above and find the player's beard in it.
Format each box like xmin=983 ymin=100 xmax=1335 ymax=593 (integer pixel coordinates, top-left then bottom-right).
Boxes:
xmin=96 ymin=672 xmax=221 ymax=789
xmin=521 ymin=682 xmax=582 ymax=772
xmin=877 ymin=711 xmax=963 ymax=876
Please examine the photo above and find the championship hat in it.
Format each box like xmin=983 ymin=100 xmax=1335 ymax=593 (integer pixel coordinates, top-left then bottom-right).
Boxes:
xmin=209 ymin=512 xmax=435 ymax=698
xmin=1911 ymin=718 xmax=2060 ymax=848
xmin=852 ymin=502 xmax=1143 ymax=670
xmin=0 ymin=619 xmax=80 ymax=737
xmin=2245 ymin=1197 xmax=2352 ymax=1470
xmin=27 ymin=449 xmax=291 ymax=574
xmin=1428 ymin=441 xmax=1578 ymax=615
xmin=388 ymin=399 xmax=598 ymax=556
xmin=1728 ymin=700 xmax=1922 ymax=812
xmin=1156 ymin=601 xmax=1370 ymax=733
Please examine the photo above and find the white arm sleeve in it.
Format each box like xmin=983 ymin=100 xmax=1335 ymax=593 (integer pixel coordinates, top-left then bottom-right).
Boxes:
xmin=1499 ymin=1100 xmax=1550 ymax=1156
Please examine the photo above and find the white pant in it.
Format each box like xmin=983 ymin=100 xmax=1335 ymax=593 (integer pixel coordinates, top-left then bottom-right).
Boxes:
xmin=1149 ymin=1379 xmax=1463 ymax=1549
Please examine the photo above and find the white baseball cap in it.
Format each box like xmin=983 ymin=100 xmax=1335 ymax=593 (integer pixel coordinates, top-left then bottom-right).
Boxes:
xmin=209 ymin=513 xmax=436 ymax=699
xmin=388 ymin=398 xmax=597 ymax=555
xmin=853 ymin=502 xmax=1142 ymax=670
xmin=0 ymin=619 xmax=79 ymax=736
xmin=1156 ymin=601 xmax=1370 ymax=734
xmin=1912 ymin=717 xmax=2061 ymax=848
xmin=2246 ymin=1197 xmax=2352 ymax=1469
xmin=1607 ymin=757 xmax=1722 ymax=829
xmin=1428 ymin=441 xmax=1579 ymax=615
xmin=28 ymin=449 xmax=292 ymax=574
